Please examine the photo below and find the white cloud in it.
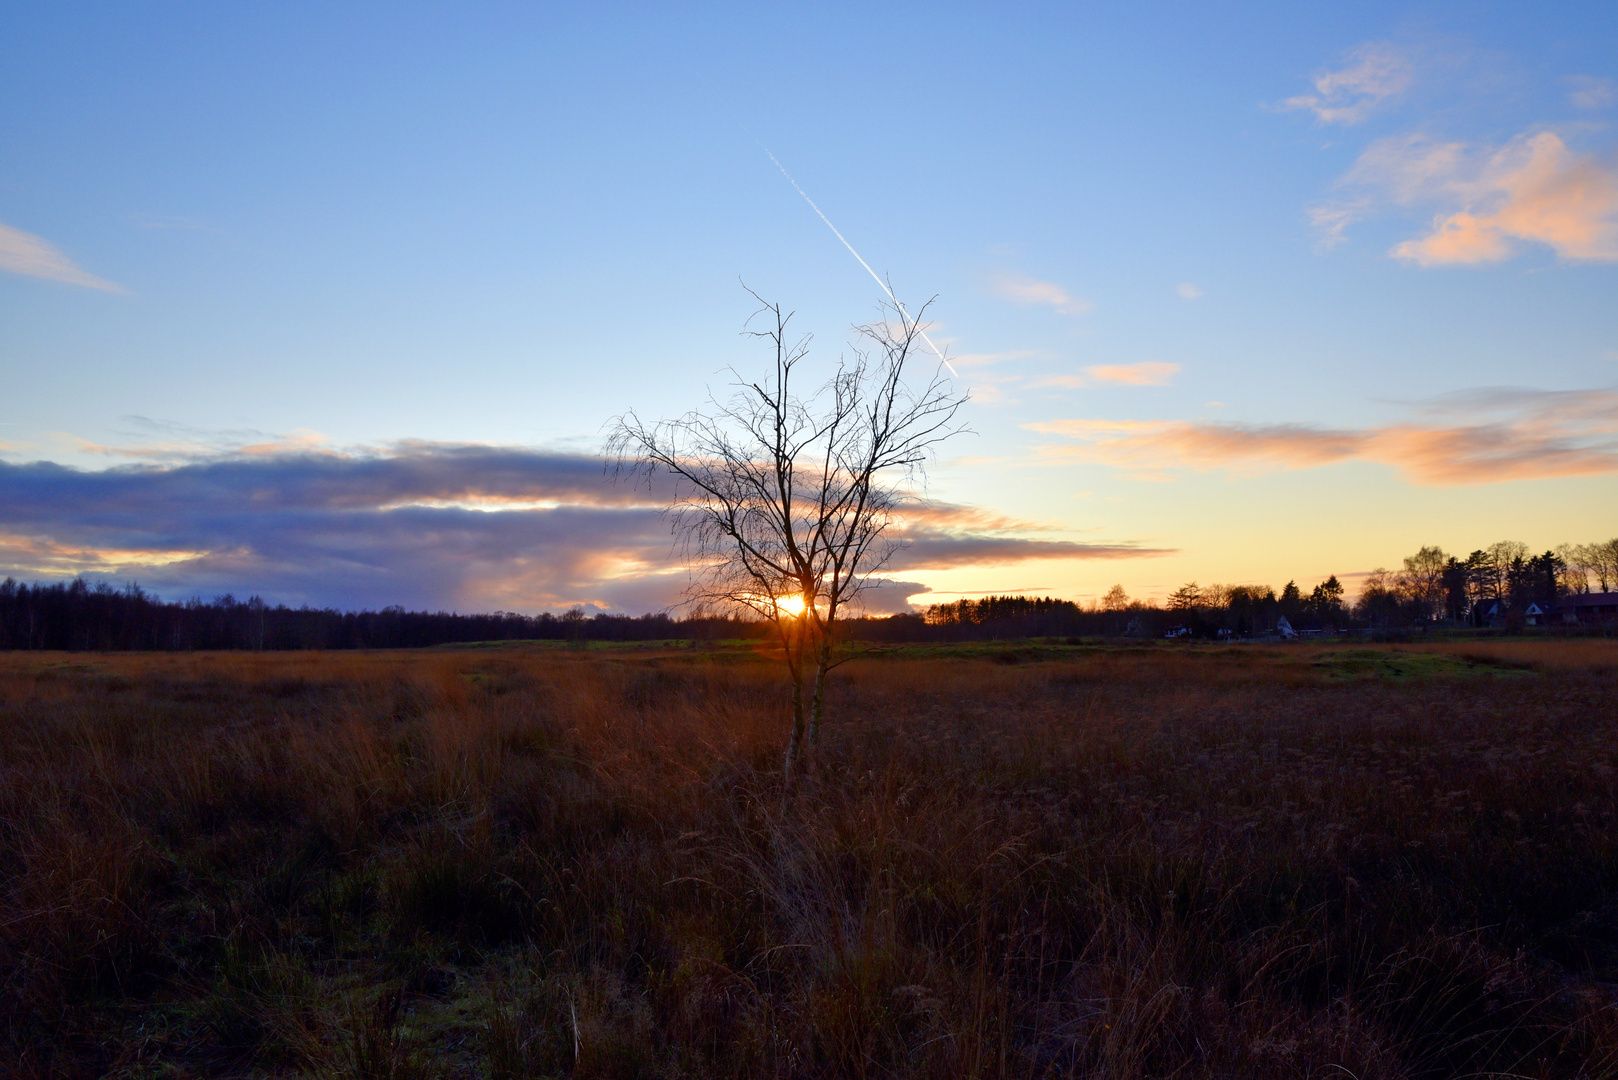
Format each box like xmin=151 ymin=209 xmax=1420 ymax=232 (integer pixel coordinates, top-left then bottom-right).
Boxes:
xmin=1280 ymin=42 xmax=1412 ymax=125
xmin=1176 ymin=282 xmax=1203 ymax=300
xmin=991 ymin=274 xmax=1092 ymax=315
xmin=0 ymin=220 xmax=125 ymax=292
xmin=1567 ymin=75 xmax=1616 ymax=111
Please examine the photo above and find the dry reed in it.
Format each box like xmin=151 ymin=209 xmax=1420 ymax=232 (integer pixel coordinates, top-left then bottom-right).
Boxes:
xmin=0 ymin=641 xmax=1614 ymax=1078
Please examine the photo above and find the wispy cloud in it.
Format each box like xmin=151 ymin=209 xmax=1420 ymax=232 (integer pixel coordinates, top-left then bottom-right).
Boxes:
xmin=990 ymin=274 xmax=1092 ymax=315
xmin=1087 ymin=362 xmax=1180 ymax=386
xmin=1031 ymin=362 xmax=1180 ymax=390
xmin=945 ymin=350 xmax=1037 ymax=372
xmin=1176 ymin=283 xmax=1203 ymax=300
xmin=946 ymin=351 xmax=1038 ymax=405
xmin=1308 ymin=198 xmax=1372 ymax=248
xmin=0 ymin=220 xmax=125 ymax=292
xmin=1567 ymin=75 xmax=1616 ymax=111
xmin=1027 ymin=387 xmax=1618 ymax=486
xmin=1320 ymin=130 xmax=1618 ymax=263
xmin=888 ymin=500 xmax=1172 ymax=568
xmin=893 ymin=532 xmax=1168 ymax=568
xmin=1280 ymin=42 xmax=1412 ymax=125
xmin=73 ymin=421 xmax=334 ymax=463
xmin=0 ymin=444 xmax=1169 ymax=613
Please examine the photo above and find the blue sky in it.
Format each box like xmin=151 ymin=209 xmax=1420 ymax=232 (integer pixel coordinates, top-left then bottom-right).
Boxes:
xmin=3 ymin=2 xmax=1615 ymax=611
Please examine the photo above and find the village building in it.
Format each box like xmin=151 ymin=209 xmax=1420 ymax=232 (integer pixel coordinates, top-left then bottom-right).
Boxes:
xmin=1556 ymin=592 xmax=1618 ymax=625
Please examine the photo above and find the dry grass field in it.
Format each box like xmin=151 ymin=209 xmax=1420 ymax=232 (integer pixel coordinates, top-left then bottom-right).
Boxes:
xmin=2 ymin=639 xmax=1617 ymax=1079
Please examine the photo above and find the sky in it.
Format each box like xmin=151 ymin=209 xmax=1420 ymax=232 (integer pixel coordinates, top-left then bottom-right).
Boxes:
xmin=2 ymin=2 xmax=1615 ymax=613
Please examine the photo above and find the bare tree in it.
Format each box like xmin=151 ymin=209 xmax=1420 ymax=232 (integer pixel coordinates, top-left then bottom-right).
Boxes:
xmin=1551 ymin=539 xmax=1618 ymax=595
xmin=1556 ymin=543 xmax=1592 ymax=595
xmin=1595 ymin=538 xmax=1618 ymax=593
xmin=1398 ymin=544 xmax=1448 ymax=620
xmin=608 ymin=291 xmax=967 ymax=779
xmin=1474 ymin=540 xmax=1528 ymax=602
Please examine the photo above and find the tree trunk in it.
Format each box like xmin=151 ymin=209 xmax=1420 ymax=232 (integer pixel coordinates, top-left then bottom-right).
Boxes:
xmin=806 ymin=638 xmax=832 ymax=751
xmin=782 ymin=673 xmax=807 ymax=780
xmin=782 ymin=623 xmax=809 ymax=781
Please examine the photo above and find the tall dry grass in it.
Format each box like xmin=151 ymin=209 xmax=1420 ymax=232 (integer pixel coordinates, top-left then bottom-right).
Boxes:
xmin=1418 ymin=636 xmax=1618 ymax=672
xmin=0 ymin=642 xmax=1615 ymax=1078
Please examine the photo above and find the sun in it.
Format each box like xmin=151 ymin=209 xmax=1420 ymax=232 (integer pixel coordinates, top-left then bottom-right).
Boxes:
xmin=775 ymin=594 xmax=807 ymax=617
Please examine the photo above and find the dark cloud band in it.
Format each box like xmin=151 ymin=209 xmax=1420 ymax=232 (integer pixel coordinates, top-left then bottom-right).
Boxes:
xmin=0 ymin=445 xmax=1169 ymax=613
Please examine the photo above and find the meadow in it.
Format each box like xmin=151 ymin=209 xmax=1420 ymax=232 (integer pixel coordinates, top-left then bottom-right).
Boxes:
xmin=2 ymin=639 xmax=1616 ymax=1079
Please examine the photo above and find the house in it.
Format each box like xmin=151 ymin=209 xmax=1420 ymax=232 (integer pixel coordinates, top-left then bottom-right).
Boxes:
xmin=1556 ymin=592 xmax=1618 ymax=625
xmin=1525 ymin=602 xmax=1546 ymax=626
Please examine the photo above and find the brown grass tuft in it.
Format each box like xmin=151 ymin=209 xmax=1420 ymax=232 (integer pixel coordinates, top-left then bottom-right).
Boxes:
xmin=0 ymin=641 xmax=1614 ymax=1077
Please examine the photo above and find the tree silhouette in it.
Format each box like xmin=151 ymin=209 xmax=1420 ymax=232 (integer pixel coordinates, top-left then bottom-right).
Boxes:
xmin=609 ymin=291 xmax=967 ymax=779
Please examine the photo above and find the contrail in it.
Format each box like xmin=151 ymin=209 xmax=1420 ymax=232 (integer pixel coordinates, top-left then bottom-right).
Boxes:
xmin=762 ymin=147 xmax=958 ymax=377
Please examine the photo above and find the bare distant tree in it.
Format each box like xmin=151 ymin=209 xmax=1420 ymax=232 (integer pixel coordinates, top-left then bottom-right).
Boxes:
xmin=1556 ymin=543 xmax=1592 ymax=595
xmin=608 ymin=291 xmax=968 ymax=779
xmin=1101 ymin=584 xmax=1130 ymax=612
xmin=1398 ymin=544 xmax=1447 ymax=620
xmin=1594 ymin=538 xmax=1618 ymax=593
xmin=1475 ymin=540 xmax=1528 ymax=602
xmin=1534 ymin=540 xmax=1617 ymax=599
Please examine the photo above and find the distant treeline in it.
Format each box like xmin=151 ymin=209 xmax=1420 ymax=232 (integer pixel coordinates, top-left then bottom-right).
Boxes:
xmin=885 ymin=537 xmax=1618 ymax=641
xmin=1126 ymin=538 xmax=1618 ymax=635
xmin=895 ymin=595 xmax=1094 ymax=639
xmin=0 ymin=578 xmax=1115 ymax=652
xmin=5 ymin=534 xmax=1614 ymax=650
xmin=0 ymin=579 xmax=761 ymax=652
xmin=0 ymin=579 xmax=1176 ymax=651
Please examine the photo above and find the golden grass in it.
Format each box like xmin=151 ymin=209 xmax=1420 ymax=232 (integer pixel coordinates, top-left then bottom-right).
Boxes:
xmin=1 ymin=642 xmax=1615 ymax=1078
xmin=1416 ymin=636 xmax=1618 ymax=671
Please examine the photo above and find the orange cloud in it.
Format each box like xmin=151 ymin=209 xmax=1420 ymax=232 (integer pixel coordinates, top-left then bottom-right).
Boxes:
xmin=1335 ymin=131 xmax=1618 ymax=264
xmin=1085 ymin=362 xmax=1180 ymax=386
xmin=1028 ymin=363 xmax=1181 ymax=390
xmin=1028 ymin=388 xmax=1618 ymax=486
xmin=1399 ymin=134 xmax=1618 ymax=263
xmin=0 ymin=532 xmax=205 ymax=576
